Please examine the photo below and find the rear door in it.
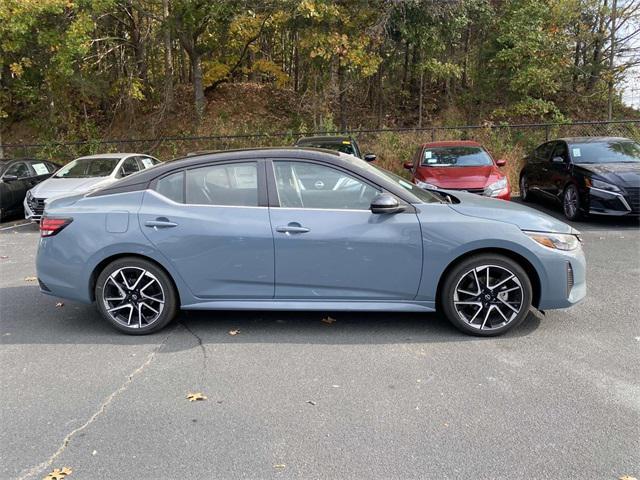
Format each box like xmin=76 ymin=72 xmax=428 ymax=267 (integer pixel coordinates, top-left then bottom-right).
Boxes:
xmin=140 ymin=160 xmax=274 ymax=299
xmin=267 ymin=159 xmax=422 ymax=300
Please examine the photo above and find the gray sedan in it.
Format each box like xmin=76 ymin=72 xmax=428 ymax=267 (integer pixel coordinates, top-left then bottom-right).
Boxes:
xmin=35 ymin=148 xmax=586 ymax=336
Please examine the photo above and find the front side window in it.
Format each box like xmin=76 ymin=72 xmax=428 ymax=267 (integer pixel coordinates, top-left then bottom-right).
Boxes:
xmin=421 ymin=147 xmax=493 ymax=167
xmin=4 ymin=162 xmax=30 ymax=178
xmin=54 ymin=157 xmax=120 ymax=178
xmin=273 ymin=161 xmax=380 ymax=210
xmin=186 ymin=162 xmax=258 ymax=206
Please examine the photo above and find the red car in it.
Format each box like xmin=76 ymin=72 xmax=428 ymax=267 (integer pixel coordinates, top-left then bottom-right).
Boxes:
xmin=404 ymin=141 xmax=511 ymax=200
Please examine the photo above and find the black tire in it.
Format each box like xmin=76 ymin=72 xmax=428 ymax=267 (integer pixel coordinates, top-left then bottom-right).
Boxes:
xmin=440 ymin=254 xmax=533 ymax=337
xmin=562 ymin=183 xmax=583 ymax=221
xmin=95 ymin=257 xmax=178 ymax=335
xmin=519 ymin=175 xmax=532 ymax=202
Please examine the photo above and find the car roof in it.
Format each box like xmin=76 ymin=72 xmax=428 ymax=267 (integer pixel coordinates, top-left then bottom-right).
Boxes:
xmin=91 ymin=147 xmax=418 ymax=204
xmin=74 ymin=153 xmax=141 ymax=160
xmin=421 ymin=140 xmax=482 ymax=148
xmin=557 ymin=136 xmax=633 ymax=144
xmin=296 ymin=136 xmax=353 ymax=144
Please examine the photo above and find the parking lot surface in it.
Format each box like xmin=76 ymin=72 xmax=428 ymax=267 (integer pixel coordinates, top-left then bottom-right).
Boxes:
xmin=1 ymin=203 xmax=639 ymax=480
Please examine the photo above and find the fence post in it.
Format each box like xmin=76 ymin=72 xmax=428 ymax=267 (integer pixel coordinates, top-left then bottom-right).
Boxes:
xmin=431 ymin=128 xmax=436 ymax=142
xmin=545 ymin=125 xmax=550 ymax=141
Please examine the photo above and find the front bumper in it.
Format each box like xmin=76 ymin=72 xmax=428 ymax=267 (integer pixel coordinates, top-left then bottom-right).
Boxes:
xmin=24 ymin=196 xmax=46 ymax=222
xmin=587 ymin=187 xmax=640 ymax=216
xmin=537 ymin=244 xmax=586 ymax=310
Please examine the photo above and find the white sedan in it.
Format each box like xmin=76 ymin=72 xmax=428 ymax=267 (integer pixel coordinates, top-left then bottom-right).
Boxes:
xmin=25 ymin=153 xmax=160 ymax=221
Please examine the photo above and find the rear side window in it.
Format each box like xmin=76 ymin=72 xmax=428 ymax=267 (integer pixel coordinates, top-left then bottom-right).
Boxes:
xmin=185 ymin=162 xmax=258 ymax=206
xmin=156 ymin=171 xmax=184 ymax=203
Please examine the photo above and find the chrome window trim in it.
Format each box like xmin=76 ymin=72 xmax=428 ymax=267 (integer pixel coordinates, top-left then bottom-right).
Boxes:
xmin=145 ymin=189 xmax=268 ymax=209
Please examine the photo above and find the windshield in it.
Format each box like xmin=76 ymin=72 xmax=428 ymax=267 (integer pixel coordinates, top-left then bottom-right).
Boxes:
xmin=340 ymin=154 xmax=441 ymax=203
xmin=422 ymin=146 xmax=493 ymax=167
xmin=54 ymin=157 xmax=120 ymax=178
xmin=570 ymin=140 xmax=640 ymax=164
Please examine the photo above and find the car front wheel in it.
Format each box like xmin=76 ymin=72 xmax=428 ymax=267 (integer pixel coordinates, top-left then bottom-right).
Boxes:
xmin=563 ymin=184 xmax=583 ymax=221
xmin=440 ymin=254 xmax=533 ymax=336
xmin=95 ymin=257 xmax=178 ymax=335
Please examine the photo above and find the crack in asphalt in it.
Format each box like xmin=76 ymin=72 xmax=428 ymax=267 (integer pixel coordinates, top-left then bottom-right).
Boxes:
xmin=180 ymin=320 xmax=208 ymax=386
xmin=15 ymin=326 xmax=177 ymax=480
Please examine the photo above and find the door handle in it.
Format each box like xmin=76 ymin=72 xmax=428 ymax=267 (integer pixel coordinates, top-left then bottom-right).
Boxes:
xmin=144 ymin=217 xmax=178 ymax=229
xmin=276 ymin=223 xmax=310 ymax=234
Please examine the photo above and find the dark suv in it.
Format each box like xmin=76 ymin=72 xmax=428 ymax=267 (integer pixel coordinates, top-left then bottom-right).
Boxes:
xmin=295 ymin=136 xmax=376 ymax=162
xmin=519 ymin=137 xmax=640 ymax=220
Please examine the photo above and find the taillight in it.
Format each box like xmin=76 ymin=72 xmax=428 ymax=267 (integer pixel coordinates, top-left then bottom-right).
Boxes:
xmin=40 ymin=217 xmax=73 ymax=237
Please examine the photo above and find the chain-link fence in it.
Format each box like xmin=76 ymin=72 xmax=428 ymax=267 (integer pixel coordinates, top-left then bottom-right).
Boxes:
xmin=2 ymin=119 xmax=639 ymax=190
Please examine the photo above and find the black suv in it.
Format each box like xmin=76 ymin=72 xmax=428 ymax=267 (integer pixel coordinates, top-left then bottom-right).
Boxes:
xmin=295 ymin=136 xmax=376 ymax=162
xmin=519 ymin=137 xmax=640 ymax=220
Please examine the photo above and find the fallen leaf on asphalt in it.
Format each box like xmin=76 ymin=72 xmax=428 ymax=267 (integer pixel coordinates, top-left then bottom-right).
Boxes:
xmin=228 ymin=329 xmax=240 ymax=336
xmin=274 ymin=464 xmax=286 ymax=469
xmin=619 ymin=476 xmax=637 ymax=480
xmin=321 ymin=316 xmax=336 ymax=324
xmin=55 ymin=302 xmax=64 ymax=308
xmin=186 ymin=392 xmax=207 ymax=402
xmin=24 ymin=276 xmax=37 ymax=282
xmin=43 ymin=466 xmax=72 ymax=480
xmin=306 ymin=400 xmax=317 ymax=405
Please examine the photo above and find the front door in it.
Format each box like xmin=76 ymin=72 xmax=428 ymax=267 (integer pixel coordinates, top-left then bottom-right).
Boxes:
xmin=140 ymin=161 xmax=274 ymax=299
xmin=268 ymin=160 xmax=423 ymax=300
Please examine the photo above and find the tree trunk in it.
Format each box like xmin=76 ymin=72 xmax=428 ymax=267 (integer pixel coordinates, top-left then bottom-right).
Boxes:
xmin=162 ymin=0 xmax=174 ymax=110
xmin=587 ymin=0 xmax=608 ymax=92
xmin=191 ymin=51 xmax=205 ymax=119
xmin=418 ymin=70 xmax=424 ymax=128
xmin=338 ymin=64 xmax=346 ymax=131
xmin=607 ymin=0 xmax=617 ymax=120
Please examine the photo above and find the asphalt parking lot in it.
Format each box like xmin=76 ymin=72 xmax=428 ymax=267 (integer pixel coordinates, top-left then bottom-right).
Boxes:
xmin=1 ymin=202 xmax=639 ymax=480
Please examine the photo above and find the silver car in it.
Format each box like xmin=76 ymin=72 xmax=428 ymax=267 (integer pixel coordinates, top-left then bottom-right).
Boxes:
xmin=25 ymin=153 xmax=160 ymax=221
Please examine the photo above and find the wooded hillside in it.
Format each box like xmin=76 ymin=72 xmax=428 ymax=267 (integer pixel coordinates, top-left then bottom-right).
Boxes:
xmin=1 ymin=0 xmax=639 ymax=146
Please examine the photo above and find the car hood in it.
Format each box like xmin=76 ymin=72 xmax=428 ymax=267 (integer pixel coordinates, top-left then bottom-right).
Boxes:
xmin=30 ymin=177 xmax=114 ymax=198
xmin=416 ymin=165 xmax=499 ymax=189
xmin=575 ymin=162 xmax=640 ymax=188
xmin=445 ymin=190 xmax=575 ymax=234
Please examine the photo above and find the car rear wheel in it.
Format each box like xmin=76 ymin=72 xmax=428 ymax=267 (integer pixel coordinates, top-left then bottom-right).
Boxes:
xmin=563 ymin=184 xmax=583 ymax=221
xmin=440 ymin=254 xmax=533 ymax=336
xmin=519 ymin=175 xmax=532 ymax=202
xmin=95 ymin=257 xmax=178 ymax=335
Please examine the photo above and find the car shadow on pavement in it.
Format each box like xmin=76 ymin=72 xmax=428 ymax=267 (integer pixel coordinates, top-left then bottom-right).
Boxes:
xmin=0 ymin=285 xmax=542 ymax=348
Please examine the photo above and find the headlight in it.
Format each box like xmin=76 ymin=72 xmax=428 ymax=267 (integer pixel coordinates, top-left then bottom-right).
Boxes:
xmin=416 ymin=180 xmax=439 ymax=190
xmin=524 ymin=231 xmax=581 ymax=251
xmin=484 ymin=177 xmax=508 ymax=197
xmin=585 ymin=177 xmax=621 ymax=193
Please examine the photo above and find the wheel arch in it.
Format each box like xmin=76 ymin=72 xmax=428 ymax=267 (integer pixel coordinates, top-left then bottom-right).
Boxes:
xmin=89 ymin=253 xmax=181 ymax=305
xmin=436 ymin=247 xmax=541 ymax=309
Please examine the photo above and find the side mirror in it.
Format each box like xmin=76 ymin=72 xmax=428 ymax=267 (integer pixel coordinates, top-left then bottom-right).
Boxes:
xmin=370 ymin=193 xmax=406 ymax=214
xmin=363 ymin=153 xmax=377 ymax=162
xmin=403 ymin=162 xmax=414 ymax=170
xmin=552 ymin=156 xmax=565 ymax=164
xmin=496 ymin=159 xmax=507 ymax=167
xmin=2 ymin=175 xmax=18 ymax=182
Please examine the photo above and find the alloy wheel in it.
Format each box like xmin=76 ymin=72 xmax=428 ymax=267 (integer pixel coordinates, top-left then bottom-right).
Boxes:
xmin=102 ymin=267 xmax=165 ymax=329
xmin=563 ymin=185 xmax=578 ymax=219
xmin=453 ymin=264 xmax=524 ymax=331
